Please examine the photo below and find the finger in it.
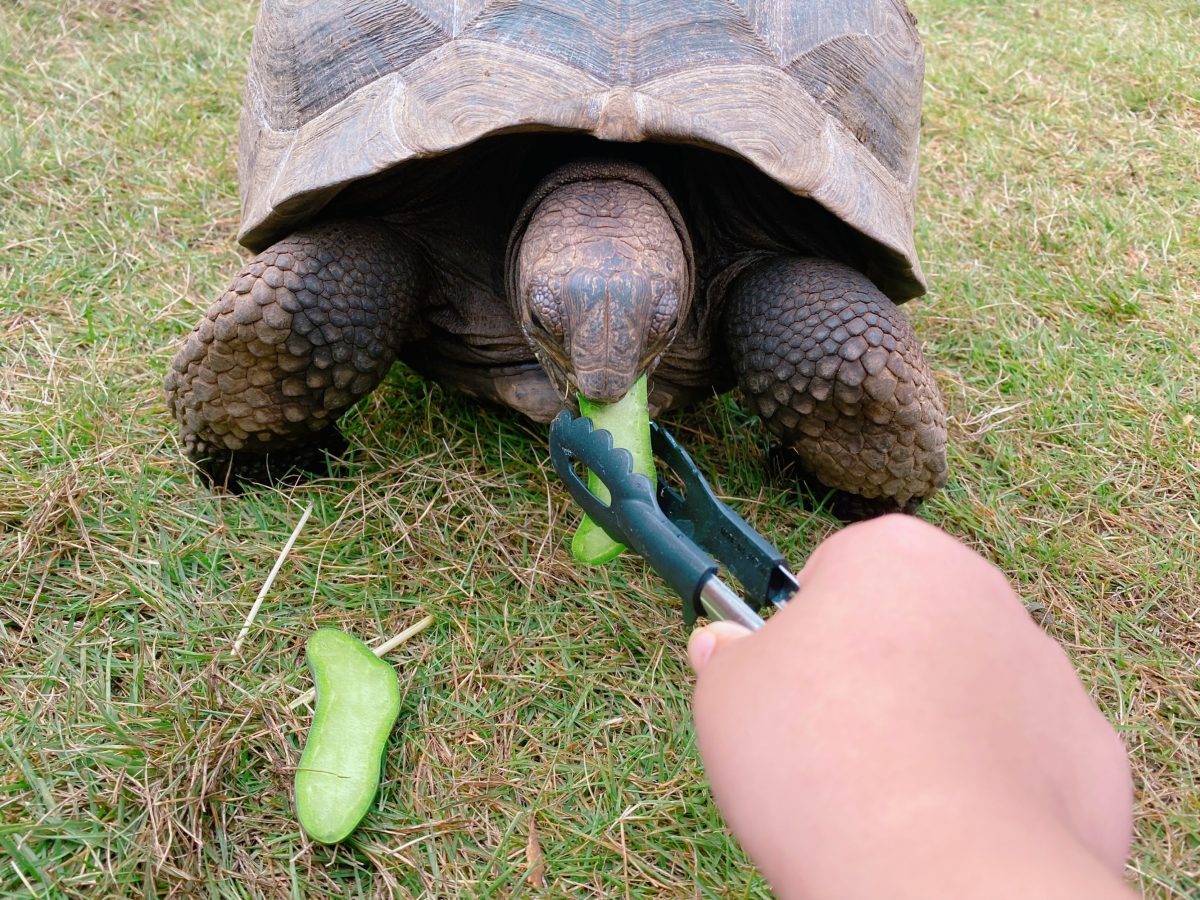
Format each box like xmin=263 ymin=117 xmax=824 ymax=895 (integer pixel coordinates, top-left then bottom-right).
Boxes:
xmin=688 ymin=621 xmax=754 ymax=674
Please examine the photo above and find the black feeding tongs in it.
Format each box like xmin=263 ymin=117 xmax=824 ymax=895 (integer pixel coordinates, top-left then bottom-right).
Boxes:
xmin=549 ymin=411 xmax=800 ymax=630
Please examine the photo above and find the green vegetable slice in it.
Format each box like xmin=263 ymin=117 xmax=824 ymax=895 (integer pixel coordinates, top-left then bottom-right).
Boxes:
xmin=571 ymin=374 xmax=654 ymax=565
xmin=294 ymin=628 xmax=401 ymax=843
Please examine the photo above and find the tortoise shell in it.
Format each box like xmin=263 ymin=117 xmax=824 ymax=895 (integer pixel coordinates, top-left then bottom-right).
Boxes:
xmin=237 ymin=0 xmax=926 ymax=300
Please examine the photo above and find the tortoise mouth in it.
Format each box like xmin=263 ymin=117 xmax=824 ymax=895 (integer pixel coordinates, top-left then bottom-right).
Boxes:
xmin=528 ymin=335 xmax=660 ymax=407
xmin=572 ymin=366 xmax=641 ymax=405
xmin=528 ymin=342 xmax=632 ymax=404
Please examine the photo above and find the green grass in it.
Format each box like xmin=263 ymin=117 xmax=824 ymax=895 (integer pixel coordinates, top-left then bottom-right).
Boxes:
xmin=2 ymin=0 xmax=1197 ymax=895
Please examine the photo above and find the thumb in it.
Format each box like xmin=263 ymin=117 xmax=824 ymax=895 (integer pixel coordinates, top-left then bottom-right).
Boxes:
xmin=688 ymin=621 xmax=754 ymax=674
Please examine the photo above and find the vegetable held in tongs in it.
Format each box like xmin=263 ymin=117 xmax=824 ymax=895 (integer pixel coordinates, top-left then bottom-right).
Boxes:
xmin=571 ymin=374 xmax=654 ymax=565
xmin=549 ymin=411 xmax=800 ymax=630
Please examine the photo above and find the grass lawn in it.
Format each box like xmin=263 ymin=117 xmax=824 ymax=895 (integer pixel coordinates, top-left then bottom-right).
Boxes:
xmin=1 ymin=0 xmax=1196 ymax=896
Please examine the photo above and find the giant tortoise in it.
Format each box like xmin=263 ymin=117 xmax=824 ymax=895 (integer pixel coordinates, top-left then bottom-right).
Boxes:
xmin=166 ymin=0 xmax=947 ymax=510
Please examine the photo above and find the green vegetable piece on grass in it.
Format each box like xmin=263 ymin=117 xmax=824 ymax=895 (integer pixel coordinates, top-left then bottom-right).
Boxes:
xmin=571 ymin=374 xmax=655 ymax=565
xmin=295 ymin=628 xmax=401 ymax=843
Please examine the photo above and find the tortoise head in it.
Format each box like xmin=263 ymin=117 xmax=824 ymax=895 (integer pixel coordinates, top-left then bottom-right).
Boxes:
xmin=508 ymin=161 xmax=693 ymax=405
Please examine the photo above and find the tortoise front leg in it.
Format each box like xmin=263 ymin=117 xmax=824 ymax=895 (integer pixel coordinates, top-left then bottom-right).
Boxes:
xmin=165 ymin=220 xmax=428 ymax=488
xmin=722 ymin=256 xmax=947 ymax=513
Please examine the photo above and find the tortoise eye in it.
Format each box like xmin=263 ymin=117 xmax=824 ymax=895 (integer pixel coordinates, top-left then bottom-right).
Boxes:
xmin=529 ymin=310 xmax=546 ymax=332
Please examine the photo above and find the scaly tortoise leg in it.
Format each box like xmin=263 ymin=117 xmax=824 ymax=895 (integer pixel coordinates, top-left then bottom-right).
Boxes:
xmin=722 ymin=256 xmax=947 ymax=514
xmin=165 ymin=220 xmax=428 ymax=489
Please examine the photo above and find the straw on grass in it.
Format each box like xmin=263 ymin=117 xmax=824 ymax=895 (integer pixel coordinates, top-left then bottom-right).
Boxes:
xmin=232 ymin=503 xmax=313 ymax=657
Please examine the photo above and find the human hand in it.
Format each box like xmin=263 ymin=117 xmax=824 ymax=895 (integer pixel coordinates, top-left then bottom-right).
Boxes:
xmin=688 ymin=515 xmax=1134 ymax=899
